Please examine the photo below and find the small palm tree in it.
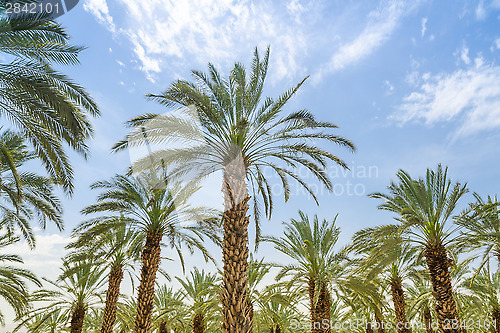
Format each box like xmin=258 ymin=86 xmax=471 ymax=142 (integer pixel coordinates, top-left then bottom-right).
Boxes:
xmin=407 ymin=271 xmax=435 ymax=333
xmin=0 ymin=12 xmax=99 ymax=194
xmin=351 ymin=225 xmax=419 ymax=333
xmin=0 ymin=232 xmax=40 ymax=325
xmin=370 ymin=165 xmax=468 ymax=333
xmin=264 ymin=211 xmax=349 ymax=333
xmin=17 ymin=259 xmax=105 ymax=333
xmin=68 ymin=222 xmax=144 ymax=333
xmin=0 ymin=130 xmax=62 ymax=246
xmin=76 ymin=173 xmax=219 ymax=333
xmin=153 ymin=285 xmax=187 ymax=333
xmin=176 ymin=268 xmax=219 ymax=333
xmin=114 ymin=47 xmax=355 ymax=333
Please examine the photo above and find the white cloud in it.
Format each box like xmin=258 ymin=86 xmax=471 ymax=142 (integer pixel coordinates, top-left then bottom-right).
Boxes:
xmin=476 ymin=1 xmax=486 ymax=20
xmin=460 ymin=45 xmax=470 ymax=64
xmin=313 ymin=0 xmax=419 ymax=82
xmin=421 ymin=17 xmax=427 ymax=37
xmin=495 ymin=38 xmax=500 ymax=50
xmin=83 ymin=0 xmax=115 ymax=32
xmin=394 ymin=60 xmax=500 ymax=138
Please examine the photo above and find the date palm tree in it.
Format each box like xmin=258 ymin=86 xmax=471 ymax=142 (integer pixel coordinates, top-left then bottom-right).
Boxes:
xmin=75 ymin=173 xmax=219 ymax=333
xmin=369 ymin=165 xmax=468 ymax=333
xmin=0 ymin=12 xmax=99 ymax=194
xmin=0 ymin=130 xmax=62 ymax=246
xmin=153 ymin=286 xmax=187 ymax=333
xmin=264 ymin=211 xmax=349 ymax=333
xmin=176 ymin=268 xmax=219 ymax=333
xmin=351 ymin=225 xmax=419 ymax=333
xmin=68 ymin=222 xmax=144 ymax=333
xmin=16 ymin=259 xmax=105 ymax=333
xmin=113 ymin=47 xmax=355 ymax=333
xmin=0 ymin=232 xmax=40 ymax=325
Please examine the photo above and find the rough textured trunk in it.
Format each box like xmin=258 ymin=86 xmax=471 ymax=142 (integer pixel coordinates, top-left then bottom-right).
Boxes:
xmin=424 ymin=243 xmax=462 ymax=333
xmin=390 ymin=280 xmax=411 ymax=333
xmin=423 ymin=308 xmax=434 ymax=333
xmin=374 ymin=313 xmax=385 ymax=333
xmin=134 ymin=232 xmax=163 ymax=333
xmin=159 ymin=322 xmax=168 ymax=333
xmin=70 ymin=303 xmax=86 ymax=333
xmin=193 ymin=313 xmax=205 ymax=333
xmin=221 ymin=157 xmax=252 ymax=333
xmin=492 ymin=307 xmax=500 ymax=333
xmin=366 ymin=318 xmax=374 ymax=333
xmin=308 ymin=278 xmax=332 ymax=333
xmin=100 ymin=263 xmax=124 ymax=333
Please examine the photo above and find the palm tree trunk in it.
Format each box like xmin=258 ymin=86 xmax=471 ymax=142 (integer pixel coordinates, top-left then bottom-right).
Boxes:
xmin=100 ymin=263 xmax=124 ymax=333
xmin=390 ymin=280 xmax=411 ymax=333
xmin=492 ymin=306 xmax=500 ymax=333
xmin=159 ymin=322 xmax=168 ymax=333
xmin=221 ymin=161 xmax=252 ymax=333
xmin=70 ymin=303 xmax=86 ymax=333
xmin=134 ymin=232 xmax=163 ymax=333
xmin=374 ymin=313 xmax=385 ymax=333
xmin=193 ymin=313 xmax=205 ymax=333
xmin=366 ymin=319 xmax=374 ymax=333
xmin=423 ymin=308 xmax=434 ymax=333
xmin=307 ymin=279 xmax=331 ymax=333
xmin=424 ymin=244 xmax=461 ymax=333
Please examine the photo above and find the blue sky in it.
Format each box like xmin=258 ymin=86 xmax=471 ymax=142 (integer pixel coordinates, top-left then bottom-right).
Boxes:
xmin=3 ymin=0 xmax=500 ymax=329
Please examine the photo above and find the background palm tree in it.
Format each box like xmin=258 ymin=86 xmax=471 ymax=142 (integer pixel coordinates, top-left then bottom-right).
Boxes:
xmin=68 ymin=221 xmax=144 ymax=333
xmin=76 ymin=173 xmax=219 ymax=333
xmin=114 ymin=47 xmax=355 ymax=333
xmin=0 ymin=130 xmax=62 ymax=246
xmin=369 ymin=165 xmax=468 ymax=333
xmin=0 ymin=232 xmax=40 ymax=325
xmin=0 ymin=12 xmax=99 ymax=194
xmin=153 ymin=285 xmax=187 ymax=333
xmin=264 ymin=211 xmax=349 ymax=333
xmin=17 ymin=259 xmax=105 ymax=333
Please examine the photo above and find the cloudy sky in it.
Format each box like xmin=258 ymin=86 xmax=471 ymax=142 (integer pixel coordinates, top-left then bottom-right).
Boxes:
xmin=2 ymin=0 xmax=500 ymax=329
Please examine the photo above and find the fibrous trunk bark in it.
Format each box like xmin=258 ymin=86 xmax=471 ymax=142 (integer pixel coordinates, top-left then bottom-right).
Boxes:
xmin=374 ymin=313 xmax=385 ymax=333
xmin=308 ymin=278 xmax=332 ymax=333
xmin=390 ymin=280 xmax=411 ymax=333
xmin=366 ymin=320 xmax=374 ymax=333
xmin=424 ymin=243 xmax=462 ymax=333
xmin=492 ymin=307 xmax=500 ymax=333
xmin=193 ymin=313 xmax=205 ymax=333
xmin=423 ymin=308 xmax=434 ymax=333
xmin=134 ymin=232 xmax=162 ymax=333
xmin=100 ymin=263 xmax=124 ymax=333
xmin=221 ymin=156 xmax=252 ymax=333
xmin=70 ymin=303 xmax=86 ymax=333
xmin=159 ymin=322 xmax=168 ymax=333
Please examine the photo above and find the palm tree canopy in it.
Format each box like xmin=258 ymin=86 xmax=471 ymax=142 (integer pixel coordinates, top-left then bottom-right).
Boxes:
xmin=113 ymin=47 xmax=355 ymax=239
xmin=0 ymin=13 xmax=99 ymax=194
xmin=369 ymin=164 xmax=468 ymax=248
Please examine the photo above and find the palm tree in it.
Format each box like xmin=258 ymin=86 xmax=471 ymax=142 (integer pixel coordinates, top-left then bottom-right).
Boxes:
xmin=0 ymin=130 xmax=62 ymax=246
xmin=176 ymin=268 xmax=219 ymax=333
xmin=264 ymin=211 xmax=349 ymax=333
xmin=153 ymin=286 xmax=187 ymax=333
xmin=0 ymin=232 xmax=40 ymax=325
xmin=75 ymin=173 xmax=219 ymax=333
xmin=68 ymin=222 xmax=144 ymax=333
xmin=369 ymin=165 xmax=468 ymax=333
xmin=113 ymin=47 xmax=355 ymax=333
xmin=407 ymin=271 xmax=435 ymax=333
xmin=17 ymin=259 xmax=105 ymax=333
xmin=351 ymin=225 xmax=419 ymax=333
xmin=0 ymin=12 xmax=99 ymax=194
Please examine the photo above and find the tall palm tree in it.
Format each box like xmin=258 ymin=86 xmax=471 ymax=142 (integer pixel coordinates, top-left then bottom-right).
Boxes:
xmin=369 ymin=165 xmax=468 ymax=333
xmin=0 ymin=12 xmax=99 ymax=194
xmin=0 ymin=232 xmax=40 ymax=325
xmin=176 ymin=268 xmax=219 ymax=333
xmin=75 ymin=173 xmax=219 ymax=333
xmin=16 ymin=259 xmax=105 ymax=333
xmin=68 ymin=222 xmax=144 ymax=333
xmin=0 ymin=130 xmax=62 ymax=246
xmin=113 ymin=47 xmax=355 ymax=333
xmin=264 ymin=211 xmax=349 ymax=333
xmin=351 ymin=225 xmax=419 ymax=333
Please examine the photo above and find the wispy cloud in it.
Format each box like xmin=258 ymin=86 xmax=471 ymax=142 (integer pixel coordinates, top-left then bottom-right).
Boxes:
xmin=393 ymin=59 xmax=500 ymax=138
xmin=476 ymin=0 xmax=487 ymax=20
xmin=82 ymin=0 xmax=115 ymax=32
xmin=421 ymin=17 xmax=427 ymax=37
xmin=313 ymin=0 xmax=419 ymax=82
